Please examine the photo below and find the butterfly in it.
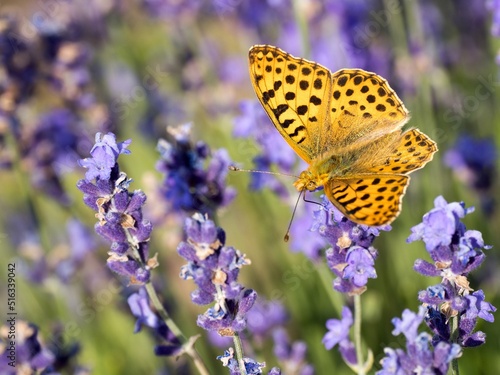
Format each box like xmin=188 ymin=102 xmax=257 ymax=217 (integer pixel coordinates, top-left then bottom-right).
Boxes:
xmin=248 ymin=45 xmax=437 ymax=226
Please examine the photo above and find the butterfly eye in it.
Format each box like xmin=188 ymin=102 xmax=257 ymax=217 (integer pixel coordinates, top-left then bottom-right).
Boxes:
xmin=306 ymin=181 xmax=317 ymax=191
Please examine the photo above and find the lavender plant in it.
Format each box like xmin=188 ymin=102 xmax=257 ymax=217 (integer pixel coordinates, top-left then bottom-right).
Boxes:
xmin=77 ymin=132 xmax=209 ymax=373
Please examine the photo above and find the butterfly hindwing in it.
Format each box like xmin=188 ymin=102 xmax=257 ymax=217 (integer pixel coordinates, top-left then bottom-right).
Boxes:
xmin=367 ymin=129 xmax=438 ymax=174
xmin=324 ymin=175 xmax=409 ymax=226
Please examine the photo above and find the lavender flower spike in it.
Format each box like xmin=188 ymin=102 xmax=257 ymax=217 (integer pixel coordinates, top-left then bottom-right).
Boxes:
xmin=178 ymin=213 xmax=255 ymax=335
xmin=77 ymin=132 xmax=155 ymax=285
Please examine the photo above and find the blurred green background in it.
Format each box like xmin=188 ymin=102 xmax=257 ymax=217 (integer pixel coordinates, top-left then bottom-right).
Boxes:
xmin=0 ymin=0 xmax=499 ymax=374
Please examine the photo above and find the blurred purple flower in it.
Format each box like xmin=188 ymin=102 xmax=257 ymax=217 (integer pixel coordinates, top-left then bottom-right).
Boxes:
xmin=128 ymin=288 xmax=182 ymax=356
xmin=444 ymin=135 xmax=497 ymax=214
xmin=0 ymin=321 xmax=55 ymax=373
xmin=140 ymin=0 xmax=202 ymax=19
xmin=217 ymin=347 xmax=266 ymax=375
xmin=246 ymin=299 xmax=288 ymax=339
xmin=489 ymin=0 xmax=500 ymax=36
xmin=22 ymin=109 xmax=88 ymax=204
xmin=272 ymin=328 xmax=314 ymax=375
xmin=322 ymin=306 xmax=353 ymax=351
xmin=55 ymin=218 xmax=97 ymax=282
xmin=78 ymin=133 xmax=154 ymax=285
xmin=156 ymin=123 xmax=235 ymax=217
xmin=0 ymin=15 xmax=38 ymax=104
xmin=233 ymin=100 xmax=298 ymax=198
xmin=178 ymin=213 xmax=254 ymax=334
xmin=289 ymin=202 xmax=329 ymax=261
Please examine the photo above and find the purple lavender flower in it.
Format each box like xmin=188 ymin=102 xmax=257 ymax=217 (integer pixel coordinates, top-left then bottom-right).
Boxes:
xmin=272 ymin=328 xmax=314 ymax=375
xmin=246 ymin=298 xmax=288 ymax=339
xmin=178 ymin=213 xmax=255 ymax=334
xmin=79 ymin=132 xmax=131 ymax=181
xmin=128 ymin=288 xmax=182 ymax=356
xmin=77 ymin=132 xmax=154 ymax=284
xmin=313 ymin=196 xmax=389 ymax=294
xmin=55 ymin=218 xmax=97 ymax=282
xmin=444 ymin=135 xmax=497 ymax=214
xmin=407 ymin=196 xmax=495 ymax=349
xmin=233 ymin=100 xmax=298 ymax=198
xmin=377 ymin=307 xmax=462 ymax=375
xmin=156 ymin=123 xmax=235 ymax=217
xmin=217 ymin=347 xmax=266 ymax=375
xmin=22 ymin=109 xmax=89 ymax=204
xmin=0 ymin=321 xmax=55 ymax=373
xmin=322 ymin=306 xmax=353 ymax=350
xmin=0 ymin=15 xmax=38 ymax=104
xmin=488 ymin=0 xmax=500 ymax=37
xmin=289 ymin=202 xmax=329 ymax=261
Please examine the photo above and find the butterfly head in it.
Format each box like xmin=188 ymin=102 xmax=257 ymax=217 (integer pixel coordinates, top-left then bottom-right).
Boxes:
xmin=293 ymin=170 xmax=323 ymax=192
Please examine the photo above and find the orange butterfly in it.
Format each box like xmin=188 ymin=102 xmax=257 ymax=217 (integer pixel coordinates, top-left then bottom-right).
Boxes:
xmin=248 ymin=45 xmax=437 ymax=226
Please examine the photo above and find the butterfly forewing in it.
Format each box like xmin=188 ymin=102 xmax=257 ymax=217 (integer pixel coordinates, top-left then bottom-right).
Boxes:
xmin=248 ymin=45 xmax=332 ymax=163
xmin=326 ymin=69 xmax=410 ymax=153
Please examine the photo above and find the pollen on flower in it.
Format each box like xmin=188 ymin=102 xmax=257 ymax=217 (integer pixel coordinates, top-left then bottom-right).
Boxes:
xmin=218 ymin=328 xmax=235 ymax=337
xmin=188 ymin=238 xmax=217 ymax=260
xmin=120 ymin=213 xmax=135 ymax=228
xmin=435 ymin=261 xmax=452 ymax=270
xmin=337 ymin=233 xmax=352 ymax=249
xmin=147 ymin=253 xmax=159 ymax=269
xmin=440 ymin=302 xmax=458 ymax=319
xmin=213 ymin=269 xmax=228 ymax=285
xmin=107 ymin=252 xmax=128 ymax=262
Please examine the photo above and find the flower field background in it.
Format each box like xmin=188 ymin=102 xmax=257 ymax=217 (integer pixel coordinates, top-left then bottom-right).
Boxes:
xmin=0 ymin=1 xmax=499 ymax=374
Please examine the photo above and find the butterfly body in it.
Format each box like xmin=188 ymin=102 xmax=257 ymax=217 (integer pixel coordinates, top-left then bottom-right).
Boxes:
xmin=248 ymin=45 xmax=437 ymax=226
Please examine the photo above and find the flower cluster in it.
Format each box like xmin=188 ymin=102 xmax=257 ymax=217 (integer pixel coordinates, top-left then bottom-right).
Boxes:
xmin=21 ymin=109 xmax=88 ymax=205
xmin=272 ymin=328 xmax=314 ymax=375
xmin=378 ymin=307 xmax=461 ymax=374
xmin=407 ymin=196 xmax=495 ymax=347
xmin=177 ymin=213 xmax=255 ymax=334
xmin=313 ymin=196 xmax=391 ymax=294
xmin=0 ymin=321 xmax=55 ymax=373
xmin=0 ymin=320 xmax=87 ymax=374
xmin=444 ymin=135 xmax=497 ymax=215
xmin=156 ymin=123 xmax=235 ymax=217
xmin=77 ymin=132 xmax=155 ymax=284
xmin=244 ymin=298 xmax=314 ymax=373
xmin=378 ymin=196 xmax=496 ymax=373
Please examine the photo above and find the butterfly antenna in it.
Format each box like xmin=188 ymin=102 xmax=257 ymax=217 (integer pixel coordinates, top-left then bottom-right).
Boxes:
xmin=284 ymin=190 xmax=304 ymax=242
xmin=229 ymin=165 xmax=298 ymax=178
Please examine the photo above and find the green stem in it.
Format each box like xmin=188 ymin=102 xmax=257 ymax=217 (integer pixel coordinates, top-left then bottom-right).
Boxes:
xmin=317 ymin=262 xmax=344 ymax=316
xmin=233 ymin=332 xmax=247 ymax=375
xmin=449 ymin=315 xmax=460 ymax=375
xmin=353 ymin=294 xmax=366 ymax=375
xmin=291 ymin=0 xmax=310 ymax=57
